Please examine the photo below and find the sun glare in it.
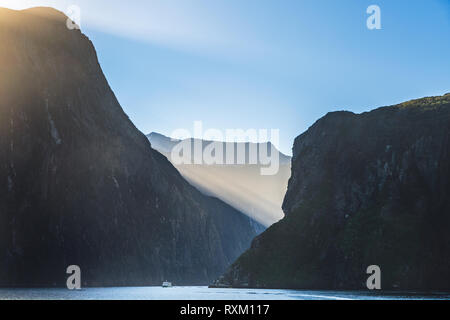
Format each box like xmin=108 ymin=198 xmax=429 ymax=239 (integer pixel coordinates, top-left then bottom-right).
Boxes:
xmin=0 ymin=0 xmax=47 ymax=10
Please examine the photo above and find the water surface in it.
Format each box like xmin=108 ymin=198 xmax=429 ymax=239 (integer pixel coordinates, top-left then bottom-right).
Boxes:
xmin=1 ymin=287 xmax=449 ymax=300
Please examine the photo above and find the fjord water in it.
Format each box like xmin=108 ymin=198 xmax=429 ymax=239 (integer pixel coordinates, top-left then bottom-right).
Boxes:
xmin=0 ymin=287 xmax=449 ymax=300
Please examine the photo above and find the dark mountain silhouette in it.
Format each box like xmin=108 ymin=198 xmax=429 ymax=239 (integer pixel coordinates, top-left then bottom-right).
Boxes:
xmin=0 ymin=7 xmax=262 ymax=287
xmin=214 ymin=93 xmax=450 ymax=290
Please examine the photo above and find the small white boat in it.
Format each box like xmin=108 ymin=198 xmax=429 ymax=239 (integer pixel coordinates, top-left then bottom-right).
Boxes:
xmin=162 ymin=281 xmax=172 ymax=288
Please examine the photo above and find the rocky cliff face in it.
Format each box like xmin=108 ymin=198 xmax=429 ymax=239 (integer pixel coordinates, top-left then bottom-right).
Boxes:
xmin=0 ymin=7 xmax=262 ymax=287
xmin=215 ymin=93 xmax=450 ymax=290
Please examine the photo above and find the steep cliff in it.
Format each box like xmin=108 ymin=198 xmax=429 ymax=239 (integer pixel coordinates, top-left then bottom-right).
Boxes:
xmin=215 ymin=93 xmax=450 ymax=290
xmin=0 ymin=7 xmax=262 ymax=287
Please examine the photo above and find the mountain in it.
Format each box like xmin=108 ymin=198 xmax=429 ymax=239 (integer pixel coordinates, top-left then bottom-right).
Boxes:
xmin=147 ymin=132 xmax=291 ymax=226
xmin=0 ymin=7 xmax=263 ymax=287
xmin=214 ymin=93 xmax=450 ymax=290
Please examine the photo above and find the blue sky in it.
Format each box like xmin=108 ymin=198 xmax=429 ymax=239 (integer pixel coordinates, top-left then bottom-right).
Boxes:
xmin=2 ymin=0 xmax=450 ymax=155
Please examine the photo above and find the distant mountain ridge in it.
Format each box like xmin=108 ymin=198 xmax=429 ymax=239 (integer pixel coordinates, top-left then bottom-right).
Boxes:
xmin=0 ymin=7 xmax=262 ymax=287
xmin=214 ymin=93 xmax=450 ymax=290
xmin=147 ymin=132 xmax=292 ymax=226
xmin=147 ymin=132 xmax=292 ymax=165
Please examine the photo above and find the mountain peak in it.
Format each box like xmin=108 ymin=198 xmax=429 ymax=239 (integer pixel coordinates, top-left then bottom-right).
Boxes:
xmin=0 ymin=6 xmax=70 ymax=24
xmin=0 ymin=7 xmax=261 ymax=287
xmin=21 ymin=6 xmax=68 ymax=17
xmin=215 ymin=93 xmax=450 ymax=290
